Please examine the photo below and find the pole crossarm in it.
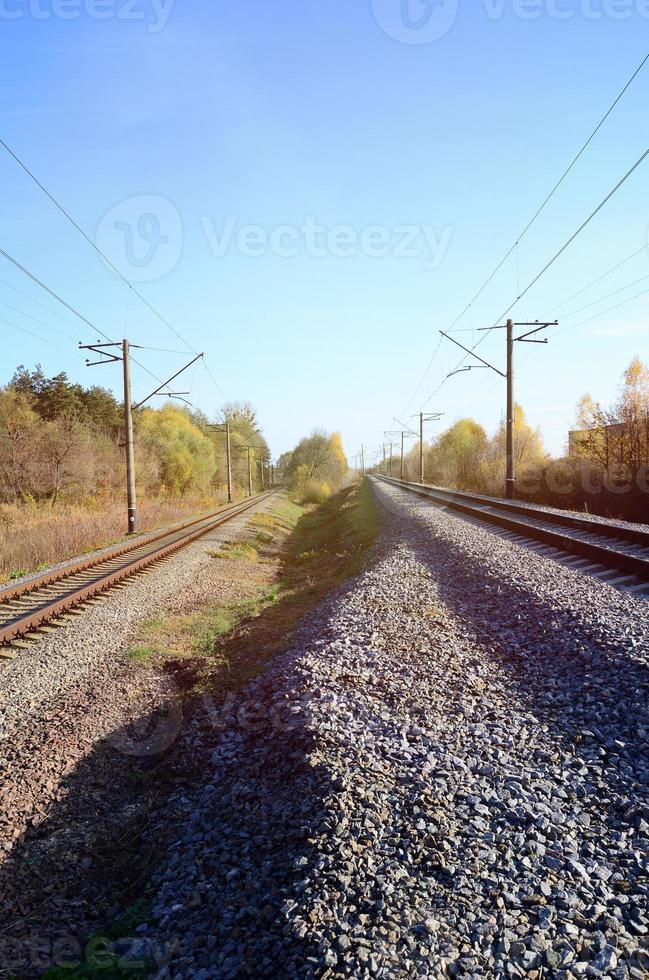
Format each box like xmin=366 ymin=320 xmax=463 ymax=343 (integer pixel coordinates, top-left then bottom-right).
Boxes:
xmin=79 ymin=340 xmax=125 ymax=367
xmin=393 ymin=417 xmax=419 ymax=438
xmin=513 ymin=320 xmax=559 ymax=342
xmin=439 ymin=330 xmax=506 ymax=378
xmin=132 ymin=352 xmax=204 ymax=410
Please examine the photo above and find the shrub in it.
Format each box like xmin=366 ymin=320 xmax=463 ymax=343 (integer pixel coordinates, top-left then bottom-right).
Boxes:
xmin=302 ymin=480 xmax=331 ymax=504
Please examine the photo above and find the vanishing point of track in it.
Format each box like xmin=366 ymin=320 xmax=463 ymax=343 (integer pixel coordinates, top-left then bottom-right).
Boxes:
xmin=0 ymin=490 xmax=276 ymax=651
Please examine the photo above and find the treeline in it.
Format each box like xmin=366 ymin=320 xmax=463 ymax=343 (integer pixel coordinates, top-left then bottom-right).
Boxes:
xmin=391 ymin=405 xmax=545 ymax=495
xmin=388 ymin=358 xmax=649 ymax=522
xmin=277 ymin=430 xmax=348 ymax=503
xmin=0 ymin=365 xmax=269 ymax=507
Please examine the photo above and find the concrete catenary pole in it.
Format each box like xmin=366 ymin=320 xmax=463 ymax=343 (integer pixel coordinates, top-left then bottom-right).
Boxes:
xmin=506 ymin=319 xmax=515 ymax=500
xmin=225 ymin=419 xmax=233 ymax=502
xmin=122 ymin=338 xmax=137 ymax=534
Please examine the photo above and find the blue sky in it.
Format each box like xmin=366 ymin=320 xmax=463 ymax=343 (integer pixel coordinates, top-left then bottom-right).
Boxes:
xmin=0 ymin=1 xmax=647 ymax=464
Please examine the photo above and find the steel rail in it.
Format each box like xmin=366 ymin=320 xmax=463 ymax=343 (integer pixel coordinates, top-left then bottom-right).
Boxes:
xmin=378 ymin=475 xmax=649 ymax=549
xmin=374 ymin=476 xmax=649 ymax=582
xmin=0 ymin=491 xmax=276 ymax=646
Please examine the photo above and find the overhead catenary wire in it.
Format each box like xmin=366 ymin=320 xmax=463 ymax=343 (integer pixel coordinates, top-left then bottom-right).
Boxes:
xmin=0 ymin=275 xmax=84 ymax=334
xmin=0 ymin=245 xmax=113 ymax=343
xmin=403 ymin=52 xmax=649 ymax=411
xmin=540 ymin=244 xmax=649 ymax=318
xmin=1 ymin=314 xmax=86 ymax=357
xmin=0 ymin=297 xmax=81 ymax=344
xmin=559 ymin=271 xmax=649 ymax=321
xmin=0 ymin=136 xmax=227 ymax=401
xmin=428 ymin=145 xmax=649 ymax=403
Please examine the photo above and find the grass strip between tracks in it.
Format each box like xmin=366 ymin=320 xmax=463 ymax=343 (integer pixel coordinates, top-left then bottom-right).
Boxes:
xmin=127 ymin=479 xmax=380 ymax=698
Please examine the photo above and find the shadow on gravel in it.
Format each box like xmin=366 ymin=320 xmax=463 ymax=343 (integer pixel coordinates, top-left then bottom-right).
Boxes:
xmin=408 ymin=524 xmax=649 ymax=826
xmin=0 ymin=670 xmax=331 ymax=978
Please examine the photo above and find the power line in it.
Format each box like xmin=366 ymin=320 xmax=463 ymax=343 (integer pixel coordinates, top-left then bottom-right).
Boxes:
xmin=404 ymin=52 xmax=649 ymax=409
xmin=0 ymin=136 xmax=228 ymax=403
xmin=0 ymin=275 xmax=83 ymax=334
xmin=560 ymin=271 xmax=649 ymax=321
xmin=0 ymin=297 xmax=80 ymax=343
xmin=0 ymin=136 xmax=195 ymax=349
xmin=540 ymin=244 xmax=648 ymax=318
xmin=489 ymin=146 xmax=649 ymax=329
xmin=432 ymin=145 xmax=649 ymax=398
xmin=202 ymin=358 xmax=227 ymax=402
xmin=555 ymin=283 xmax=649 ymax=339
xmin=1 ymin=314 xmax=85 ymax=357
xmin=0 ymin=245 xmax=113 ymax=343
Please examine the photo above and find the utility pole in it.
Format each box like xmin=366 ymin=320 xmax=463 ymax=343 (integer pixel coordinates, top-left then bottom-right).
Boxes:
xmin=361 ymin=444 xmax=365 ymax=477
xmin=506 ymin=319 xmax=515 ymax=500
xmin=225 ymin=420 xmax=232 ymax=502
xmin=440 ymin=319 xmax=557 ymax=500
xmin=208 ymin=418 xmax=233 ymax=503
xmin=122 ymin=339 xmax=136 ymax=533
xmin=391 ymin=419 xmax=419 ymax=482
xmin=239 ymin=445 xmax=255 ymax=497
xmin=417 ymin=412 xmax=443 ymax=485
xmin=80 ymin=340 xmax=202 ymax=534
xmin=259 ymin=457 xmax=265 ymax=491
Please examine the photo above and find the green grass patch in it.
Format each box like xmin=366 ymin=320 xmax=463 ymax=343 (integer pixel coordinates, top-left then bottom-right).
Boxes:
xmin=126 ymin=644 xmax=156 ymax=663
xmin=207 ymin=542 xmax=259 ymax=563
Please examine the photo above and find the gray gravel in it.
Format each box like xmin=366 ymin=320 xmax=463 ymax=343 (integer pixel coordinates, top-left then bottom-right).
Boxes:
xmin=137 ymin=478 xmax=649 ymax=979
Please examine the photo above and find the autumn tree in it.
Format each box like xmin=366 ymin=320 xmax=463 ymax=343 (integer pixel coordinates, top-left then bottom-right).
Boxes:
xmin=430 ymin=418 xmax=488 ymax=490
xmin=282 ymin=430 xmax=348 ymax=502
xmin=574 ymin=358 xmax=649 ymax=473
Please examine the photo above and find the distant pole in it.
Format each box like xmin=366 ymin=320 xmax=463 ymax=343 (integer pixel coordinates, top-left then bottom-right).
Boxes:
xmin=122 ymin=339 xmax=137 ymax=534
xmin=247 ymin=445 xmax=253 ymax=497
xmin=225 ymin=419 xmax=233 ymax=502
xmin=389 ymin=444 xmax=393 ymax=477
xmin=506 ymin=318 xmax=515 ymax=500
xmin=260 ymin=458 xmax=265 ymax=491
xmin=419 ymin=413 xmax=424 ymax=484
xmin=383 ymin=445 xmax=386 ymax=473
xmin=400 ymin=431 xmax=404 ymax=481
xmin=361 ymin=444 xmax=365 ymax=477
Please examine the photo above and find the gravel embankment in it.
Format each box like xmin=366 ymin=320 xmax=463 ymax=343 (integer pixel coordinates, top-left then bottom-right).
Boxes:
xmin=0 ymin=496 xmax=277 ymax=976
xmin=137 ymin=478 xmax=648 ymax=979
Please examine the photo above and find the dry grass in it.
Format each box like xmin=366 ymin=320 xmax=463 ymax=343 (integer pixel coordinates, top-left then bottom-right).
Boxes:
xmin=0 ymin=495 xmax=228 ymax=582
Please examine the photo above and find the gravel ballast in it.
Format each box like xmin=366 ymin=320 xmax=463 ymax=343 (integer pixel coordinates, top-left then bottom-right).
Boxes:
xmin=134 ymin=478 xmax=648 ymax=979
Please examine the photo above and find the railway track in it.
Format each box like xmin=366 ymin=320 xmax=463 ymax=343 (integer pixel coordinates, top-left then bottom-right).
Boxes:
xmin=0 ymin=490 xmax=276 ymax=652
xmin=375 ymin=475 xmax=649 ymax=594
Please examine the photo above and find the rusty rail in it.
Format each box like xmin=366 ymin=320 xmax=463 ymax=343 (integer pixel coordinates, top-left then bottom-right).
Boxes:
xmin=0 ymin=491 xmax=276 ymax=647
